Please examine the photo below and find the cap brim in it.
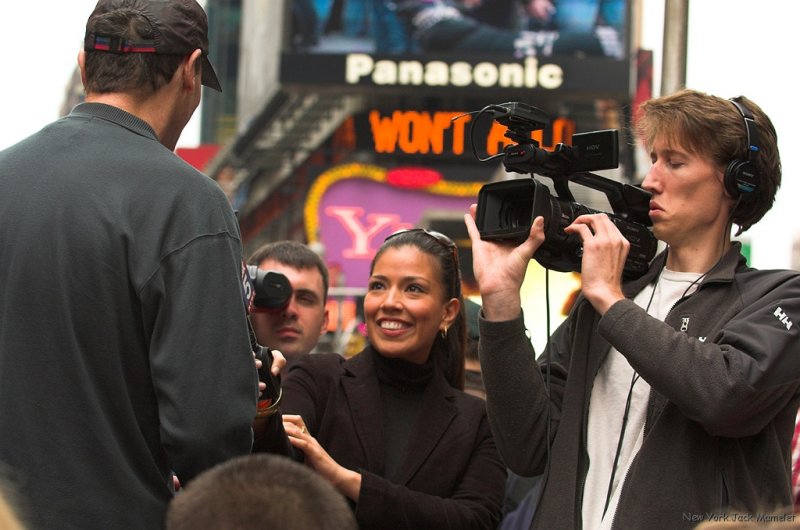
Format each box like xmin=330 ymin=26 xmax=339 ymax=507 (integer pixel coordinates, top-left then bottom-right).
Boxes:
xmin=201 ymin=55 xmax=221 ymax=92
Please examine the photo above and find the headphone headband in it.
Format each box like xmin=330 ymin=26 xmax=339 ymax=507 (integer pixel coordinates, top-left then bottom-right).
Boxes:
xmin=724 ymin=96 xmax=760 ymax=196
xmin=729 ymin=96 xmax=760 ymax=164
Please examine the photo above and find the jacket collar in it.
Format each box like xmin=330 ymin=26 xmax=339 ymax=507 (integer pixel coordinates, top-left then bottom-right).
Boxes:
xmin=69 ymin=102 xmax=159 ymax=143
xmin=341 ymin=350 xmax=385 ymax=473
xmin=623 ymin=241 xmax=746 ymax=298
xmin=342 ymin=346 xmax=459 ymax=485
xmin=702 ymin=241 xmax=748 ymax=284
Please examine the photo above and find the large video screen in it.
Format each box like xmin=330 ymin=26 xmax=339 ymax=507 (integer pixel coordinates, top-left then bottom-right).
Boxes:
xmin=281 ymin=0 xmax=631 ymax=95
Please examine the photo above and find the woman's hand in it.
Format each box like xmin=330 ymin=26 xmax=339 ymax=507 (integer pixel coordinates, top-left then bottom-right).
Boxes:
xmin=282 ymin=414 xmax=362 ymax=501
xmin=563 ymin=213 xmax=628 ymax=315
xmin=464 ymin=204 xmax=545 ymax=321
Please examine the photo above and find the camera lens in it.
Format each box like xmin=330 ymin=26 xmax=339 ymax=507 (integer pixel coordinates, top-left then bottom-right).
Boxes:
xmin=498 ymin=198 xmax=533 ymax=230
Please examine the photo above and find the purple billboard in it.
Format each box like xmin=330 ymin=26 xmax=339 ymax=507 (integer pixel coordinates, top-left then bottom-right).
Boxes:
xmin=305 ymin=163 xmax=481 ymax=289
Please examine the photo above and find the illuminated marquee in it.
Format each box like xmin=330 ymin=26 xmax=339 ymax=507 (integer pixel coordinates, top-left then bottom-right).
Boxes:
xmin=365 ymin=110 xmax=577 ymax=157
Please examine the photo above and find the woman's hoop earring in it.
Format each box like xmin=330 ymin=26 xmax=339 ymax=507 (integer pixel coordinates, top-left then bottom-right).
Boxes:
xmin=440 ymin=326 xmax=448 ymax=339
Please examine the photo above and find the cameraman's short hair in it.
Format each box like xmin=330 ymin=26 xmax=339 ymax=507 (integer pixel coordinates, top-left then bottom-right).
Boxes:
xmin=248 ymin=241 xmax=329 ymax=303
xmin=166 ymin=454 xmax=356 ymax=530
xmin=84 ymin=9 xmax=187 ymax=94
xmin=636 ymin=88 xmax=781 ymax=233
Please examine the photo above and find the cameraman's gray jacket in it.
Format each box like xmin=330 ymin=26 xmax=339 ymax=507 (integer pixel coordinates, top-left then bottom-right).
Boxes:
xmin=479 ymin=243 xmax=800 ymax=529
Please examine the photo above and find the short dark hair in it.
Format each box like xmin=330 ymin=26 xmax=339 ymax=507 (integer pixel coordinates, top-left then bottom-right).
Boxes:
xmin=636 ymin=88 xmax=781 ymax=233
xmin=248 ymin=241 xmax=330 ymax=303
xmin=165 ymin=454 xmax=357 ymax=530
xmin=84 ymin=9 xmax=187 ymax=94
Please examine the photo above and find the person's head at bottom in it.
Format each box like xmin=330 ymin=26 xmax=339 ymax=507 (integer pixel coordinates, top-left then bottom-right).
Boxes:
xmin=165 ymin=454 xmax=356 ymax=530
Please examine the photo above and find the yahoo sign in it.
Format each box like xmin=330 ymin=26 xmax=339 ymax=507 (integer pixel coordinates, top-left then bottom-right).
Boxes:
xmin=305 ymin=163 xmax=481 ymax=288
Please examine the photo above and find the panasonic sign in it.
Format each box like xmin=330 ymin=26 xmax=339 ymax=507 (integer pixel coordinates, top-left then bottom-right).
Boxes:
xmin=345 ymin=54 xmax=564 ymax=90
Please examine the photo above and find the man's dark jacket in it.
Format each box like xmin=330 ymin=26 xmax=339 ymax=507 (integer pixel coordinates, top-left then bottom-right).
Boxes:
xmin=0 ymin=103 xmax=257 ymax=529
xmin=480 ymin=245 xmax=800 ymax=529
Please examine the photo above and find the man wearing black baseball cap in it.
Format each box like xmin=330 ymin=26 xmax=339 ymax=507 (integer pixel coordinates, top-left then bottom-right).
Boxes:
xmin=84 ymin=0 xmax=222 ymax=92
xmin=0 ymin=2 xmax=267 ymax=529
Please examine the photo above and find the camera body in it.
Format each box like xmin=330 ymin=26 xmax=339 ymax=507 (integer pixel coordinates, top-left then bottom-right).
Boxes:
xmin=473 ymin=102 xmax=657 ymax=279
xmin=243 ymin=265 xmax=292 ymax=406
xmin=245 ymin=266 xmax=292 ymax=311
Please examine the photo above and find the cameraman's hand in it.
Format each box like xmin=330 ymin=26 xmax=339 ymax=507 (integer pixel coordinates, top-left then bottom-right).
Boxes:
xmin=464 ymin=204 xmax=545 ymax=321
xmin=564 ymin=213 xmax=627 ymax=315
xmin=253 ymin=349 xmax=286 ymax=396
xmin=253 ymin=351 xmax=266 ymax=395
xmin=269 ymin=349 xmax=286 ymax=376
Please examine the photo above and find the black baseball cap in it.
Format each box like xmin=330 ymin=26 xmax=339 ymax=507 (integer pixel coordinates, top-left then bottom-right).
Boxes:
xmin=84 ymin=0 xmax=221 ymax=92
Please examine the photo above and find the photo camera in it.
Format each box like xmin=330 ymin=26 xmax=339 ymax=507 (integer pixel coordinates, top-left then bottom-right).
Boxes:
xmin=244 ymin=266 xmax=292 ymax=404
xmin=246 ymin=266 xmax=292 ymax=311
xmin=472 ymin=102 xmax=657 ymax=279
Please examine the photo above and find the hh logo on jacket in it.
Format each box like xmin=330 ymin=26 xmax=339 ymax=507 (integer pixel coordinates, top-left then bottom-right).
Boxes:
xmin=774 ymin=306 xmax=793 ymax=331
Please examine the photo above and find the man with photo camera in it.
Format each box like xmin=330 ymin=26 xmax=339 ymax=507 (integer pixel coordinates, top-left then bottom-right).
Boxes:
xmin=248 ymin=241 xmax=331 ymax=375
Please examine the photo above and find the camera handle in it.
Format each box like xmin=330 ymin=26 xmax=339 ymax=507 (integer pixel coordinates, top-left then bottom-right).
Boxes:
xmin=547 ymin=171 xmax=652 ymax=227
xmin=246 ymin=319 xmax=282 ymax=414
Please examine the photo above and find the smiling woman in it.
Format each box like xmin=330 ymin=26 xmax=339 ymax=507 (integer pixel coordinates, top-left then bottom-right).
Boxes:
xmin=255 ymin=228 xmax=506 ymax=529
xmin=366 ymin=228 xmax=462 ymax=371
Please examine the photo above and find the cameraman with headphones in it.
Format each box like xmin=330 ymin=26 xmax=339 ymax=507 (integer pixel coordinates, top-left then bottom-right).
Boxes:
xmin=465 ymin=89 xmax=800 ymax=529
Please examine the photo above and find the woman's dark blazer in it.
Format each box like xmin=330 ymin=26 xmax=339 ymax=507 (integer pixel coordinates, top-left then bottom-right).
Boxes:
xmin=281 ymin=346 xmax=506 ymax=530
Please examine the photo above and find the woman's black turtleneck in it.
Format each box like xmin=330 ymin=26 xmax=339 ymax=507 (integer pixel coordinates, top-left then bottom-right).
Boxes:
xmin=370 ymin=346 xmax=435 ymax=481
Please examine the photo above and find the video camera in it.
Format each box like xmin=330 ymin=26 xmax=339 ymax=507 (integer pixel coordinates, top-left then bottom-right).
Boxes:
xmin=472 ymin=102 xmax=658 ymax=279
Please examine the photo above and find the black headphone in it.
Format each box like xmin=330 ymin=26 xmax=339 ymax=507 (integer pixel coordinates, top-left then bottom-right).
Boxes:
xmin=724 ymin=96 xmax=761 ymax=197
